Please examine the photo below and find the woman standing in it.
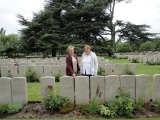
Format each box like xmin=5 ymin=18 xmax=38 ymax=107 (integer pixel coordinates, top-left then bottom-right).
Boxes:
xmin=66 ymin=46 xmax=80 ymax=78
xmin=81 ymin=45 xmax=98 ymax=76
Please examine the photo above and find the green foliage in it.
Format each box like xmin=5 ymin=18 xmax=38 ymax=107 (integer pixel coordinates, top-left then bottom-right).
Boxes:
xmin=154 ymin=39 xmax=160 ymax=51
xmin=116 ymin=42 xmax=132 ymax=53
xmin=116 ymin=87 xmax=135 ymax=118
xmin=139 ymin=41 xmax=154 ymax=52
xmin=99 ymin=104 xmax=111 ymax=117
xmin=136 ymin=93 xmax=145 ymax=110
xmin=54 ymin=71 xmax=63 ymax=82
xmin=0 ymin=104 xmax=7 ymax=114
xmin=7 ymin=102 xmax=23 ymax=114
xmin=146 ymin=61 xmax=160 ymax=65
xmin=97 ymin=67 xmax=107 ymax=76
xmin=7 ymin=70 xmax=12 ymax=78
xmin=60 ymin=103 xmax=74 ymax=114
xmin=131 ymin=58 xmax=139 ymax=63
xmin=26 ymin=68 xmax=36 ymax=82
xmin=154 ymin=99 xmax=160 ymax=112
xmin=87 ymin=84 xmax=102 ymax=115
xmin=103 ymin=102 xmax=117 ymax=118
xmin=44 ymin=86 xmax=69 ymax=110
xmin=123 ymin=64 xmax=134 ymax=75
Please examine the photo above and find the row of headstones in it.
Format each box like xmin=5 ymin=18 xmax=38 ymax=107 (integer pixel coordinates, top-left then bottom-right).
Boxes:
xmin=0 ymin=63 xmax=135 ymax=79
xmin=0 ymin=77 xmax=27 ymax=105
xmin=116 ymin=54 xmax=160 ymax=64
xmin=104 ymin=63 xmax=136 ymax=75
xmin=0 ymin=56 xmax=106 ymax=64
xmin=115 ymin=51 xmax=160 ymax=55
xmin=1 ymin=74 xmax=160 ymax=105
xmin=41 ymin=75 xmax=160 ymax=105
xmin=0 ymin=65 xmax=66 ymax=79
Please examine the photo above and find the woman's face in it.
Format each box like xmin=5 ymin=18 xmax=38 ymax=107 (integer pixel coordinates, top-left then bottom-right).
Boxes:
xmin=68 ymin=47 xmax=74 ymax=56
xmin=84 ymin=47 xmax=90 ymax=55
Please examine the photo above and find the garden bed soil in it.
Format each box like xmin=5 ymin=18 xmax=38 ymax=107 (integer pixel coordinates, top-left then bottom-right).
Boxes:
xmin=1 ymin=102 xmax=160 ymax=119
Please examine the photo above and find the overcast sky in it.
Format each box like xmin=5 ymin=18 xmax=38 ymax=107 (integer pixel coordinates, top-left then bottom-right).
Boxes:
xmin=0 ymin=0 xmax=160 ymax=35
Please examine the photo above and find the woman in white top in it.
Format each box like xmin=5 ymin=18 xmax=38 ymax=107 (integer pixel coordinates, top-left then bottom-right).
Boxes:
xmin=81 ymin=45 xmax=98 ymax=76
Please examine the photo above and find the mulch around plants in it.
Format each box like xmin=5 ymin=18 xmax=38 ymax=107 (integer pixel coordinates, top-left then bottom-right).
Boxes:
xmin=1 ymin=102 xmax=160 ymax=119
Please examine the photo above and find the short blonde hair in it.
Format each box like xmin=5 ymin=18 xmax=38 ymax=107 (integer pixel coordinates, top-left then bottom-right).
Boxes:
xmin=83 ymin=45 xmax=91 ymax=52
xmin=67 ymin=45 xmax=74 ymax=51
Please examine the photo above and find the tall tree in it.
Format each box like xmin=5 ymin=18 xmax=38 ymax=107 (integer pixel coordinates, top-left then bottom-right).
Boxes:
xmin=17 ymin=0 xmax=111 ymax=56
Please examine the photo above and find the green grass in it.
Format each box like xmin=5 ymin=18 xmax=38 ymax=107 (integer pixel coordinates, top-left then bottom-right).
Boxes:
xmin=27 ymin=82 xmax=60 ymax=102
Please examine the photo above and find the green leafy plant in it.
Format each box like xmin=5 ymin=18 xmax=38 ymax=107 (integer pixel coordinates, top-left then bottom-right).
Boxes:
xmin=88 ymin=84 xmax=102 ymax=115
xmin=44 ymin=85 xmax=69 ymax=110
xmin=154 ymin=99 xmax=160 ymax=112
xmin=7 ymin=70 xmax=12 ymax=78
xmin=99 ymin=104 xmax=111 ymax=117
xmin=26 ymin=68 xmax=36 ymax=82
xmin=136 ymin=93 xmax=145 ymax=111
xmin=131 ymin=58 xmax=139 ymax=63
xmin=97 ymin=67 xmax=107 ymax=76
xmin=7 ymin=102 xmax=23 ymax=114
xmin=0 ymin=104 xmax=7 ymax=115
xmin=123 ymin=65 xmax=134 ymax=75
xmin=116 ymin=87 xmax=135 ymax=118
xmin=103 ymin=101 xmax=117 ymax=118
xmin=54 ymin=71 xmax=63 ymax=82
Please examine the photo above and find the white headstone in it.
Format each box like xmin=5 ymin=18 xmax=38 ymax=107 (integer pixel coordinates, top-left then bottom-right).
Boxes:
xmin=1 ymin=66 xmax=8 ymax=77
xmin=105 ymin=75 xmax=120 ymax=101
xmin=113 ymin=64 xmax=121 ymax=76
xmin=105 ymin=64 xmax=112 ymax=75
xmin=10 ymin=66 xmax=18 ymax=77
xmin=60 ymin=76 xmax=74 ymax=104
xmin=75 ymin=76 xmax=89 ymax=105
xmin=40 ymin=76 xmax=55 ymax=99
xmin=19 ymin=65 xmax=26 ymax=77
xmin=153 ymin=74 xmax=160 ymax=102
xmin=0 ymin=77 xmax=12 ymax=105
xmin=35 ymin=65 xmax=43 ymax=79
xmin=120 ymin=75 xmax=136 ymax=99
xmin=90 ymin=76 xmax=105 ymax=104
xmin=44 ymin=65 xmax=51 ymax=76
xmin=135 ymin=75 xmax=150 ymax=102
xmin=11 ymin=77 xmax=28 ymax=104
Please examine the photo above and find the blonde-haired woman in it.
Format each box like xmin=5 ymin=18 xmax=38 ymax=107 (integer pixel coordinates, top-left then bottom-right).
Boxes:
xmin=81 ymin=45 xmax=98 ymax=76
xmin=66 ymin=46 xmax=80 ymax=78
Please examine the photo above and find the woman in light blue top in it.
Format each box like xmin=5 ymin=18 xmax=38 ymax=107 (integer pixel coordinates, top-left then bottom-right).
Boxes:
xmin=81 ymin=45 xmax=98 ymax=76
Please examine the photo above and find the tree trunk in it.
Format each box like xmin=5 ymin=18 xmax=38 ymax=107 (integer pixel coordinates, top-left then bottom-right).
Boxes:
xmin=52 ymin=48 xmax=56 ymax=57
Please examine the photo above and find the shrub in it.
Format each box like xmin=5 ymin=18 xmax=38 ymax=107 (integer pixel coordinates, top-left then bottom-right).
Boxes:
xmin=7 ymin=70 xmax=12 ymax=78
xmin=44 ymin=85 xmax=69 ymax=110
xmin=123 ymin=65 xmax=134 ymax=75
xmin=87 ymin=84 xmax=102 ymax=115
xmin=131 ymin=58 xmax=139 ymax=63
xmin=139 ymin=41 xmax=154 ymax=52
xmin=0 ymin=104 xmax=7 ymax=114
xmin=116 ymin=87 xmax=135 ymax=118
xmin=7 ymin=102 xmax=23 ymax=114
xmin=26 ymin=68 xmax=36 ymax=82
xmin=97 ymin=67 xmax=107 ymax=76
xmin=154 ymin=99 xmax=160 ymax=112
xmin=54 ymin=71 xmax=63 ymax=82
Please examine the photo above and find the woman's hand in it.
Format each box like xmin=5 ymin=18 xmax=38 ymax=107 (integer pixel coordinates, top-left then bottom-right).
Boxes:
xmin=72 ymin=73 xmax=76 ymax=78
